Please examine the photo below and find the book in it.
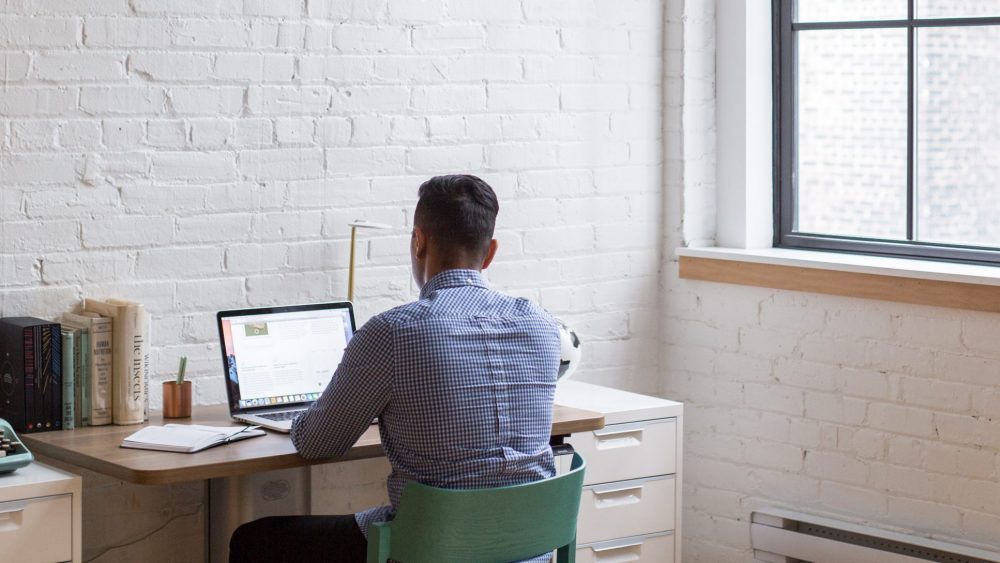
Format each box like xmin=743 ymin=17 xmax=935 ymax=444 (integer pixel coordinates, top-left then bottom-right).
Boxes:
xmin=120 ymin=424 xmax=264 ymax=453
xmin=84 ymin=299 xmax=146 ymax=425
xmin=60 ymin=328 xmax=75 ymax=430
xmin=0 ymin=317 xmax=62 ymax=433
xmin=63 ymin=311 xmax=112 ymax=426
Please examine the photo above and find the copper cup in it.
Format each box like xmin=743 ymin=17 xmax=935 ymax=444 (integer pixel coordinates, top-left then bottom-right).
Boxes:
xmin=163 ymin=381 xmax=192 ymax=418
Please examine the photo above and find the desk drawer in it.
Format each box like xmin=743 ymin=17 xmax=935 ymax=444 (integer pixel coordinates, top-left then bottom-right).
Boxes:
xmin=567 ymin=418 xmax=675 ymax=485
xmin=577 ymin=475 xmax=675 ymax=545
xmin=0 ymin=493 xmax=73 ymax=563
xmin=576 ymin=532 xmax=675 ymax=563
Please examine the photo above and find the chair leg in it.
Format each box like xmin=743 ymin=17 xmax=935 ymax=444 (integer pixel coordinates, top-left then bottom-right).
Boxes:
xmin=557 ymin=536 xmax=576 ymax=563
xmin=366 ymin=523 xmax=392 ymax=563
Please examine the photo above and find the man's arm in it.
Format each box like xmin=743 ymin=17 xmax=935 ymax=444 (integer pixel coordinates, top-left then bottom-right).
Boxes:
xmin=291 ymin=315 xmax=393 ymax=459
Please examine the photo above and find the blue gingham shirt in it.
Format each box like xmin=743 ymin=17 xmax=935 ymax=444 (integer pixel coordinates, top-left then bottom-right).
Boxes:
xmin=292 ymin=269 xmax=560 ymax=558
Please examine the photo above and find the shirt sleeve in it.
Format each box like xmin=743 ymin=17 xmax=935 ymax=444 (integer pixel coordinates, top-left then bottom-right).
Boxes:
xmin=291 ymin=314 xmax=394 ymax=459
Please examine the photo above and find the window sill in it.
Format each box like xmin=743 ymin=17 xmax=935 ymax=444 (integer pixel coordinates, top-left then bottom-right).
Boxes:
xmin=676 ymin=247 xmax=1000 ymax=313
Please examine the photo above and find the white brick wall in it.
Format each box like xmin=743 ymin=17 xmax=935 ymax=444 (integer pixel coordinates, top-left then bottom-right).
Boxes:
xmin=665 ymin=1 xmax=1000 ymax=560
xmin=0 ymin=1 xmax=664 ymax=410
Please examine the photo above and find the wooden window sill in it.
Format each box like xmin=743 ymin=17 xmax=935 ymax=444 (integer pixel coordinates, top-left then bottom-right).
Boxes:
xmin=677 ymin=247 xmax=1000 ymax=314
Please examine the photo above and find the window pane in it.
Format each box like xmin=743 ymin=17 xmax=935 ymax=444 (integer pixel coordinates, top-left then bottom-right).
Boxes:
xmin=917 ymin=0 xmax=1000 ymax=18
xmin=916 ymin=26 xmax=1000 ymax=247
xmin=795 ymin=0 xmax=907 ymax=22
xmin=795 ymin=29 xmax=908 ymax=239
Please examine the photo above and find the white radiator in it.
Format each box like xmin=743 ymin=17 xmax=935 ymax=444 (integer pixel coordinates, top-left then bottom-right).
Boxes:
xmin=751 ymin=508 xmax=1000 ymax=563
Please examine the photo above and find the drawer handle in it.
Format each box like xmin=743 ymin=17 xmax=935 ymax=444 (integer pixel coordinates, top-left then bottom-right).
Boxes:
xmin=0 ymin=501 xmax=26 ymax=515
xmin=592 ymin=540 xmax=643 ymax=562
xmin=592 ymin=485 xmax=643 ymax=508
xmin=0 ymin=501 xmax=26 ymax=533
xmin=593 ymin=428 xmax=643 ymax=450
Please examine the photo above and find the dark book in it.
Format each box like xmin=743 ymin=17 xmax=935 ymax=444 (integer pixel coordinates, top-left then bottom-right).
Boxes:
xmin=0 ymin=317 xmax=62 ymax=433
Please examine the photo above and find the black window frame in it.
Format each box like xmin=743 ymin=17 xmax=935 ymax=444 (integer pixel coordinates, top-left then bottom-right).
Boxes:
xmin=773 ymin=0 xmax=1000 ymax=265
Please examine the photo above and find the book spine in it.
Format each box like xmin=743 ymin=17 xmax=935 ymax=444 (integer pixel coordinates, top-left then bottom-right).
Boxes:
xmin=0 ymin=323 xmax=23 ymax=432
xmin=41 ymin=324 xmax=60 ymax=431
xmin=24 ymin=327 xmax=35 ymax=432
xmin=79 ymin=329 xmax=89 ymax=426
xmin=89 ymin=318 xmax=111 ymax=425
xmin=62 ymin=329 xmax=75 ymax=430
xmin=73 ymin=329 xmax=83 ymax=427
xmin=115 ymin=304 xmax=145 ymax=425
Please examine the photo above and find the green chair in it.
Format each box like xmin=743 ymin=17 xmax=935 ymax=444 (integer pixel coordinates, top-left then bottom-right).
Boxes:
xmin=367 ymin=452 xmax=586 ymax=563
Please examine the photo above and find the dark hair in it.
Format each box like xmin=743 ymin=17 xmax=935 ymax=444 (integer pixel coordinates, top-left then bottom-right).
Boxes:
xmin=414 ymin=175 xmax=499 ymax=258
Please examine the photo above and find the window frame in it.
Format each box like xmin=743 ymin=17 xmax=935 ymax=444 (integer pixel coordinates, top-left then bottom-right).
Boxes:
xmin=772 ymin=0 xmax=1000 ymax=265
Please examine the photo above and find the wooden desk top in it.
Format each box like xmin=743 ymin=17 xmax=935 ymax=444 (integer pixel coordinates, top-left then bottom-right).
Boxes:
xmin=21 ymin=404 xmax=604 ymax=485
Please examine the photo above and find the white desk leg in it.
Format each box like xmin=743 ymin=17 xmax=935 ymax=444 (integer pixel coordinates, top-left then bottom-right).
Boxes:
xmin=208 ymin=467 xmax=311 ymax=563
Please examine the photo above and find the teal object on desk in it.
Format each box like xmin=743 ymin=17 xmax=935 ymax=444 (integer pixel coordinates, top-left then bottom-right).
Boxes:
xmin=0 ymin=418 xmax=33 ymax=473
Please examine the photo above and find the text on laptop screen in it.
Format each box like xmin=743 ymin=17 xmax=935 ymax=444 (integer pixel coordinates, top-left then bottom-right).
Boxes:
xmin=220 ymin=308 xmax=353 ymax=410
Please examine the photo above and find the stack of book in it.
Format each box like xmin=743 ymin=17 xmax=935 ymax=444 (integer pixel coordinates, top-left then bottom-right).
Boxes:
xmin=0 ymin=298 xmax=150 ymax=433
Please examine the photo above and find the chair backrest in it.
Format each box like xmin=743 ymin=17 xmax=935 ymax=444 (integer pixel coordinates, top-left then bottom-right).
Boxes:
xmin=367 ymin=452 xmax=586 ymax=563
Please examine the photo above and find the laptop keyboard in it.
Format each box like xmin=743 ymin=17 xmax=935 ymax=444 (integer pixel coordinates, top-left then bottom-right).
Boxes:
xmin=258 ymin=410 xmax=305 ymax=422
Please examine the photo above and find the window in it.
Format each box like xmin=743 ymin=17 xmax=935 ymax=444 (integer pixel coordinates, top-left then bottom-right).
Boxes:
xmin=774 ymin=0 xmax=1000 ymax=264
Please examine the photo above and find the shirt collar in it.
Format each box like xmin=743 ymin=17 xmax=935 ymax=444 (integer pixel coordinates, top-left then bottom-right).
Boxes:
xmin=419 ymin=269 xmax=489 ymax=299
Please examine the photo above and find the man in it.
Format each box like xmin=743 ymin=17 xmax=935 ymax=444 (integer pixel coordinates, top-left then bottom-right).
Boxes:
xmin=229 ymin=175 xmax=561 ymax=563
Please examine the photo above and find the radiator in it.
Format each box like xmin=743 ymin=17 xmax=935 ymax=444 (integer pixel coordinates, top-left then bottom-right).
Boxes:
xmin=751 ymin=508 xmax=1000 ymax=563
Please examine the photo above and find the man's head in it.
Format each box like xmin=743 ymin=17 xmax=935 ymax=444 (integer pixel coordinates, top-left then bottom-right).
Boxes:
xmin=411 ymin=174 xmax=499 ymax=288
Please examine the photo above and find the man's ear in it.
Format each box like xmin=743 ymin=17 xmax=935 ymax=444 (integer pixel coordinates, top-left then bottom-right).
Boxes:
xmin=481 ymin=239 xmax=498 ymax=269
xmin=412 ymin=227 xmax=428 ymax=259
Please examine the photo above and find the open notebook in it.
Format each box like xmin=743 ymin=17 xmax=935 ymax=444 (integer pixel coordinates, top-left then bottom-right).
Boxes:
xmin=121 ymin=424 xmax=265 ymax=453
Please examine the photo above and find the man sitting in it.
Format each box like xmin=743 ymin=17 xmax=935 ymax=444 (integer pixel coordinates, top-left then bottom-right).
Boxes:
xmin=229 ymin=174 xmax=561 ymax=563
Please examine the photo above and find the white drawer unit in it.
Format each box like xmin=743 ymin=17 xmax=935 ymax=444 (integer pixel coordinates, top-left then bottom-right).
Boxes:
xmin=0 ymin=462 xmax=82 ymax=563
xmin=575 ymin=532 xmax=676 ymax=563
xmin=556 ymin=381 xmax=683 ymax=563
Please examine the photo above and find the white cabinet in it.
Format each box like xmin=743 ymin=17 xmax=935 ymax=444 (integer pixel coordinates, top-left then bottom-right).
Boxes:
xmin=0 ymin=462 xmax=82 ymax=563
xmin=556 ymin=381 xmax=683 ymax=563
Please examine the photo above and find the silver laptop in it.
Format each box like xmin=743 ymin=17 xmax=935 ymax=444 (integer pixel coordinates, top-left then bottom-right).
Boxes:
xmin=217 ymin=302 xmax=356 ymax=432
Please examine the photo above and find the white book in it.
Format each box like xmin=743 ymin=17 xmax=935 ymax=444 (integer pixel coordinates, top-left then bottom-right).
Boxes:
xmin=120 ymin=424 xmax=264 ymax=453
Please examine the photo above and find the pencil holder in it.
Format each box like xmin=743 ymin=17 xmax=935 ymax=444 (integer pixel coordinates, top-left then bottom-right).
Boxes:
xmin=163 ymin=381 xmax=192 ymax=418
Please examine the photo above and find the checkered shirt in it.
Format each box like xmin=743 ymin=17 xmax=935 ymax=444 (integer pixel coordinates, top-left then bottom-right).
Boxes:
xmin=291 ymin=269 xmax=560 ymax=560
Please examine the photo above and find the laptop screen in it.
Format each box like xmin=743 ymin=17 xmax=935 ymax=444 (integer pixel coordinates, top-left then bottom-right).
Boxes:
xmin=217 ymin=303 xmax=356 ymax=413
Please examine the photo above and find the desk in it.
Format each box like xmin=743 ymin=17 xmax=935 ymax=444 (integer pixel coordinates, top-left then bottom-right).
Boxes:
xmin=22 ymin=403 xmax=604 ymax=562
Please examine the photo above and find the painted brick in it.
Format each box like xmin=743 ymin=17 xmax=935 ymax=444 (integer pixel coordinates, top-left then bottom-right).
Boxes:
xmin=214 ymin=54 xmax=295 ymax=82
xmin=326 ymin=147 xmax=406 ymax=176
xmin=81 ymin=86 xmax=166 ymax=115
xmin=274 ymin=117 xmax=316 ymax=145
xmin=330 ymin=25 xmax=409 ymax=52
xmin=488 ymin=84 xmax=559 ymax=112
xmin=84 ymin=17 xmax=171 ymax=47
xmin=0 ymin=88 xmax=77 ymax=116
xmin=298 ymin=56 xmax=374 ymax=85
xmin=225 ymin=243 xmax=288 ymax=275
xmin=167 ymin=86 xmax=244 ymax=115
xmin=10 ymin=120 xmax=58 ymax=150
xmin=406 ymin=144 xmax=482 ymax=173
xmin=82 ymin=216 xmax=173 ymax=248
xmin=248 ymin=85 xmax=331 ymax=115
xmin=239 ymin=148 xmax=324 ymax=180
xmin=170 ymin=18 xmax=253 ymax=48
xmin=152 ymin=152 xmax=237 ymax=182
xmin=190 ymin=118 xmax=234 ymax=148
xmin=176 ymin=213 xmax=252 ymax=244
xmin=102 ymin=119 xmax=145 ymax=148
xmin=146 ymin=120 xmax=187 ymax=148
xmin=387 ymin=0 xmax=444 ymax=23
xmin=412 ymin=24 xmax=485 ymax=51
xmin=0 ymin=16 xmax=78 ymax=48
xmin=38 ymin=251 xmax=131 ymax=284
xmin=318 ymin=117 xmax=352 ymax=146
xmin=131 ymin=0 xmax=242 ymax=16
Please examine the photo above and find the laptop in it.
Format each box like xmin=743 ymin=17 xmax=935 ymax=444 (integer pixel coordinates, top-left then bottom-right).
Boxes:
xmin=217 ymin=302 xmax=356 ymax=432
